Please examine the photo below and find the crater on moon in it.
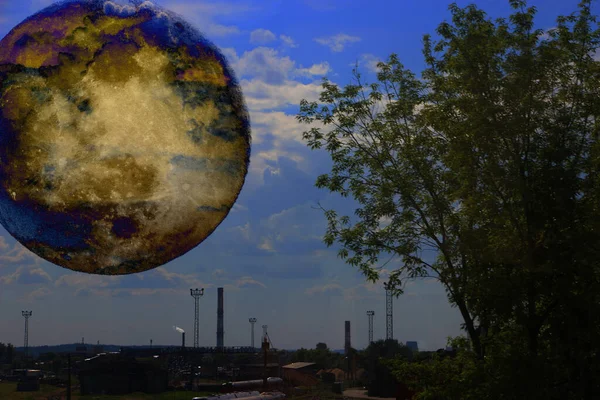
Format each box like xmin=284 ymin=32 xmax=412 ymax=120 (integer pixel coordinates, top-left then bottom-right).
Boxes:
xmin=0 ymin=0 xmax=251 ymax=274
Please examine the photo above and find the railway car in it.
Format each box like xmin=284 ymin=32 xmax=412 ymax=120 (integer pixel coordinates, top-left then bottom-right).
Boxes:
xmin=220 ymin=377 xmax=283 ymax=393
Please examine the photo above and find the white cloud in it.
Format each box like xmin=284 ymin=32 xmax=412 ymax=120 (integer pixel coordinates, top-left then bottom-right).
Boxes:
xmin=0 ymin=236 xmax=8 ymax=251
xmin=212 ymin=269 xmax=227 ymax=279
xmin=236 ymin=276 xmax=267 ymax=288
xmin=242 ymin=79 xmax=323 ymax=111
xmin=352 ymin=53 xmax=382 ymax=73
xmin=1 ymin=265 xmax=51 ymax=285
xmin=72 ymin=287 xmax=183 ymax=297
xmin=227 ymin=47 xmax=330 ymax=86
xmin=125 ymin=288 xmax=182 ymax=296
xmin=250 ymin=28 xmax=277 ymax=44
xmin=262 ymin=204 xmax=324 ymax=243
xmin=229 ymin=222 xmax=251 ymax=241
xmin=103 ymin=1 xmax=136 ymax=17
xmin=221 ymin=47 xmax=239 ymax=64
xmin=52 ymin=267 xmax=205 ymax=294
xmin=245 ymin=109 xmax=326 ymax=186
xmin=315 ymin=33 xmax=361 ymax=52
xmin=54 ymin=273 xmax=118 ymax=288
xmin=218 ymin=48 xmax=329 ymax=186
xmin=343 ymin=283 xmax=382 ymax=300
xmin=295 ymin=62 xmax=331 ymax=77
xmin=258 ymin=237 xmax=275 ymax=252
xmin=250 ymin=110 xmax=318 ymax=144
xmin=231 ymin=203 xmax=248 ymax=212
xmin=305 ymin=283 xmax=342 ymax=295
xmin=0 ymin=242 xmax=41 ymax=266
xmin=168 ymin=1 xmax=257 ymax=16
xmin=280 ymin=34 xmax=298 ymax=48
xmin=167 ymin=1 xmax=257 ymax=37
xmin=230 ymin=47 xmax=295 ymax=85
xmin=26 ymin=286 xmax=52 ymax=301
xmin=538 ymin=26 xmax=557 ymax=42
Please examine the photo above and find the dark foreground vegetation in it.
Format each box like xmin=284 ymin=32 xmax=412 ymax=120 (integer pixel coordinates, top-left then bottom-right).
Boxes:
xmin=298 ymin=0 xmax=600 ymax=399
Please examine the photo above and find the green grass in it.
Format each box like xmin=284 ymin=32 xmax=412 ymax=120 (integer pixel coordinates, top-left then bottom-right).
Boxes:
xmin=77 ymin=392 xmax=215 ymax=399
xmin=0 ymin=382 xmax=214 ymax=399
xmin=0 ymin=381 xmax=64 ymax=399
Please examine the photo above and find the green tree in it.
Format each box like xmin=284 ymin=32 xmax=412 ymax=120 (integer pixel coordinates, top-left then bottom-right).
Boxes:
xmin=298 ymin=0 xmax=600 ymax=398
xmin=357 ymin=340 xmax=412 ymax=397
xmin=291 ymin=345 xmax=343 ymax=370
xmin=291 ymin=348 xmax=309 ymax=363
xmin=315 ymin=342 xmax=328 ymax=351
xmin=387 ymin=337 xmax=486 ymax=400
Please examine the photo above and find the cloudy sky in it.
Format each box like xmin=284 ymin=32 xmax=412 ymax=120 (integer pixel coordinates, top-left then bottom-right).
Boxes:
xmin=0 ymin=0 xmax=580 ymax=351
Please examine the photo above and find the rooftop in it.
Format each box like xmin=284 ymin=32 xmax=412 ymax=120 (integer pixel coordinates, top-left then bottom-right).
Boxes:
xmin=282 ymin=362 xmax=316 ymax=370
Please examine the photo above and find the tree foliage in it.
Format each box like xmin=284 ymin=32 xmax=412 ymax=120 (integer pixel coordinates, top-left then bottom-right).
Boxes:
xmin=290 ymin=343 xmax=344 ymax=370
xmin=0 ymin=342 xmax=14 ymax=364
xmin=357 ymin=340 xmax=413 ymax=397
xmin=298 ymin=0 xmax=600 ymax=398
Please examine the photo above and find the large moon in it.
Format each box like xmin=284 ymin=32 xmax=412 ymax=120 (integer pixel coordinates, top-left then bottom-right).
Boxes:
xmin=0 ymin=0 xmax=251 ymax=274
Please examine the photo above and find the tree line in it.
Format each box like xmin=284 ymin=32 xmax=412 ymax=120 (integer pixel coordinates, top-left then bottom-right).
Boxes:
xmin=298 ymin=0 xmax=600 ymax=398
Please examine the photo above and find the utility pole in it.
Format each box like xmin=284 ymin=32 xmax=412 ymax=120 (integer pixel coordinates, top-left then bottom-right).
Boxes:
xmin=384 ymin=282 xmax=393 ymax=340
xmin=21 ymin=311 xmax=32 ymax=361
xmin=190 ymin=288 xmax=204 ymax=348
xmin=249 ymin=318 xmax=257 ymax=349
xmin=367 ymin=311 xmax=375 ymax=345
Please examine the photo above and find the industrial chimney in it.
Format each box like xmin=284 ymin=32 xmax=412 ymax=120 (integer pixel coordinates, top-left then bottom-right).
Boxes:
xmin=182 ymin=332 xmax=185 ymax=349
xmin=217 ymin=287 xmax=224 ymax=348
xmin=345 ymin=321 xmax=351 ymax=354
xmin=345 ymin=321 xmax=352 ymax=381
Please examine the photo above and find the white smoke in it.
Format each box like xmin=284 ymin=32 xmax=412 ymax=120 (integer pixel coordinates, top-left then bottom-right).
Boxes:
xmin=173 ymin=325 xmax=184 ymax=333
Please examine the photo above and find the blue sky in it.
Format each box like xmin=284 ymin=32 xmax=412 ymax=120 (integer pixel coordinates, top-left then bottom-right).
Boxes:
xmin=0 ymin=0 xmax=583 ymax=351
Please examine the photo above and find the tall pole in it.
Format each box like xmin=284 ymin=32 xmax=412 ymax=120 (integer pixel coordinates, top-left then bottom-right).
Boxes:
xmin=367 ymin=311 xmax=375 ymax=345
xmin=384 ymin=282 xmax=393 ymax=340
xmin=249 ymin=318 xmax=257 ymax=349
xmin=190 ymin=288 xmax=204 ymax=348
xmin=217 ymin=288 xmax=224 ymax=348
xmin=21 ymin=311 xmax=32 ymax=359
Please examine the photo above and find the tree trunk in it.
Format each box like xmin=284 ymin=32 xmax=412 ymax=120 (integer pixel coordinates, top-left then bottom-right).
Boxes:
xmin=455 ymin=296 xmax=483 ymax=359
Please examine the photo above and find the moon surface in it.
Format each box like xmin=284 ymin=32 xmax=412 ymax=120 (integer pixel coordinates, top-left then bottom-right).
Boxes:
xmin=0 ymin=0 xmax=251 ymax=274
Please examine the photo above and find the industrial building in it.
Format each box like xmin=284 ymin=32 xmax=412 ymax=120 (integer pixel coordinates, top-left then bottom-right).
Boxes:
xmin=406 ymin=341 xmax=419 ymax=352
xmin=236 ymin=362 xmax=280 ymax=380
xmin=282 ymin=362 xmax=319 ymax=387
xmin=78 ymin=353 xmax=168 ymax=395
xmin=316 ymin=368 xmax=345 ymax=383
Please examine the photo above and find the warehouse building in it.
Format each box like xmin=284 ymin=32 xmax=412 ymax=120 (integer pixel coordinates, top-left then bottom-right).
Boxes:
xmin=282 ymin=362 xmax=319 ymax=387
xmin=79 ymin=353 xmax=168 ymax=395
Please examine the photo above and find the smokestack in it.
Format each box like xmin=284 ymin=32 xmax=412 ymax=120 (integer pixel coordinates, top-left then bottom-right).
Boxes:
xmin=345 ymin=320 xmax=352 ymax=381
xmin=182 ymin=332 xmax=185 ymax=349
xmin=217 ymin=287 xmax=224 ymax=348
xmin=345 ymin=321 xmax=351 ymax=354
